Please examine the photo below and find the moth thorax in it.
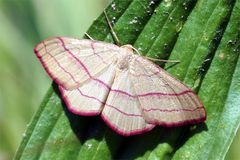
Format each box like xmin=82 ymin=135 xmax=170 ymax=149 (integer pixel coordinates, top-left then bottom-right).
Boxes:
xmin=117 ymin=54 xmax=132 ymax=70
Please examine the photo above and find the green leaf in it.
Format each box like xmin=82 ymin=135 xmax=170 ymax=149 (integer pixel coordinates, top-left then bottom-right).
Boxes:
xmin=15 ymin=0 xmax=240 ymax=159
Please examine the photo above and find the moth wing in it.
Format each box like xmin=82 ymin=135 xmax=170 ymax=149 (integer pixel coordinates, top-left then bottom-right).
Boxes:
xmin=34 ymin=37 xmax=120 ymax=90
xmin=59 ymin=64 xmax=116 ymax=115
xmin=102 ymin=69 xmax=155 ymax=136
xmin=130 ymin=56 xmax=206 ymax=126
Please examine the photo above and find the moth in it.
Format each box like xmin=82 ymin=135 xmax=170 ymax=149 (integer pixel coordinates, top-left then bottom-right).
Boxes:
xmin=34 ymin=12 xmax=206 ymax=136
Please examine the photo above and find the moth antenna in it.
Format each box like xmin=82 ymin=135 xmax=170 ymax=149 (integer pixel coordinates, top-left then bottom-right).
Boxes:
xmin=122 ymin=45 xmax=179 ymax=64
xmin=122 ymin=44 xmax=142 ymax=55
xmin=85 ymin=32 xmax=94 ymax=40
xmin=145 ymin=57 xmax=180 ymax=63
xmin=131 ymin=46 xmax=142 ymax=55
xmin=104 ymin=10 xmax=121 ymax=46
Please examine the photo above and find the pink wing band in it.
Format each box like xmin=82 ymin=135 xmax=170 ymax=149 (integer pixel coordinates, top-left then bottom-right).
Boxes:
xmin=43 ymin=41 xmax=81 ymax=85
xmin=100 ymin=115 xmax=155 ymax=136
xmin=58 ymin=37 xmax=91 ymax=76
xmin=62 ymin=86 xmax=204 ymax=117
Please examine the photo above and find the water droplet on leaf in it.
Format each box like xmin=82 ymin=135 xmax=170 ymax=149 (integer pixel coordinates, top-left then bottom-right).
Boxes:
xmin=164 ymin=0 xmax=172 ymax=7
xmin=176 ymin=21 xmax=183 ymax=32
xmin=111 ymin=3 xmax=116 ymax=10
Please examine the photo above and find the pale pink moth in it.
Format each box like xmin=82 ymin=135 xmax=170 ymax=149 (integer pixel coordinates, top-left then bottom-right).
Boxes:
xmin=34 ymin=37 xmax=206 ymax=136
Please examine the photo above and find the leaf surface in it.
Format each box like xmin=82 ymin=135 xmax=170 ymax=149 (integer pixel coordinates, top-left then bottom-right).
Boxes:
xmin=15 ymin=0 xmax=240 ymax=159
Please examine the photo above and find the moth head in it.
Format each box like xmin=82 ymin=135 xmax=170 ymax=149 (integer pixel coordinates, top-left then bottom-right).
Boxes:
xmin=120 ymin=44 xmax=134 ymax=53
xmin=121 ymin=44 xmax=141 ymax=56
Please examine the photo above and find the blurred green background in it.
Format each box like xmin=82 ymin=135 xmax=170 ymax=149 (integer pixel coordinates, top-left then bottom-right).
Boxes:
xmin=0 ymin=0 xmax=110 ymax=159
xmin=0 ymin=0 xmax=239 ymax=160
